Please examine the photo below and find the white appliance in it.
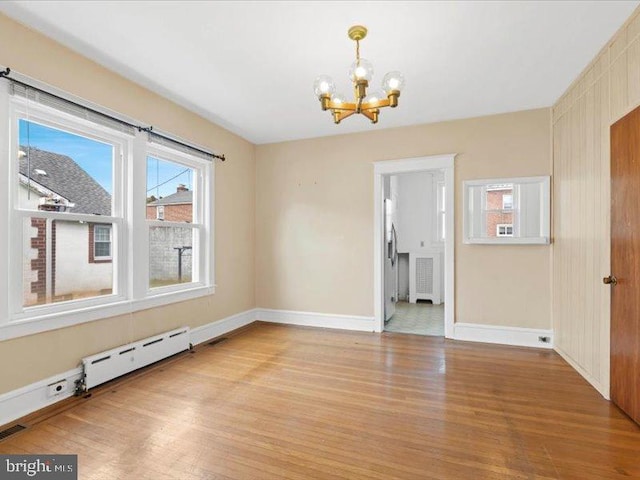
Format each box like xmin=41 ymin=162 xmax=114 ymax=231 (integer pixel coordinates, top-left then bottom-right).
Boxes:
xmin=384 ymin=198 xmax=398 ymax=321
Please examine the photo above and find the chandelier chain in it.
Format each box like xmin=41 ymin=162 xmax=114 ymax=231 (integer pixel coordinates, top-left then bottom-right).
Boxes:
xmin=356 ymin=39 xmax=360 ymax=64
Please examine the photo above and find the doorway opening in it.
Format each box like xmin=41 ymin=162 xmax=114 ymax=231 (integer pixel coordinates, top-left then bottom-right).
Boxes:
xmin=373 ymin=155 xmax=455 ymax=337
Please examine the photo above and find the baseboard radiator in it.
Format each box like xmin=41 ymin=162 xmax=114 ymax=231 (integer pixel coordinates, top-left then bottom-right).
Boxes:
xmin=79 ymin=327 xmax=190 ymax=392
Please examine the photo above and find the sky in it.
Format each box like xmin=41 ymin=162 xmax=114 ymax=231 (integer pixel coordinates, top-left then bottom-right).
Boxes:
xmin=19 ymin=119 xmax=193 ymax=198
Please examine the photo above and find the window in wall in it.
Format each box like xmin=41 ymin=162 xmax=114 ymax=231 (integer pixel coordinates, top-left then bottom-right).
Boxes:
xmin=3 ymin=84 xmax=214 ymax=339
xmin=92 ymin=224 xmax=112 ymax=261
xmin=15 ymin=118 xmax=118 ymax=309
xmin=436 ymin=181 xmax=445 ymax=241
xmin=146 ymin=153 xmax=205 ymax=291
xmin=496 ymin=224 xmax=513 ymax=237
xmin=463 ymin=176 xmax=550 ymax=244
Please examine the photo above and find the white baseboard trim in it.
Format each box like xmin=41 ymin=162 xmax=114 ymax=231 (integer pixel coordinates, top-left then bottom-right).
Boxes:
xmin=190 ymin=308 xmax=258 ymax=346
xmin=0 ymin=368 xmax=83 ymax=427
xmin=554 ymin=344 xmax=609 ymax=400
xmin=453 ymin=322 xmax=554 ymax=349
xmin=0 ymin=308 xmax=259 ymax=427
xmin=257 ymin=308 xmax=376 ymax=332
xmin=0 ymin=311 xmax=556 ymax=427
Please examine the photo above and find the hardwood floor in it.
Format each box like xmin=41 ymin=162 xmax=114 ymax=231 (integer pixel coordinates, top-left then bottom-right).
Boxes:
xmin=1 ymin=322 xmax=639 ymax=479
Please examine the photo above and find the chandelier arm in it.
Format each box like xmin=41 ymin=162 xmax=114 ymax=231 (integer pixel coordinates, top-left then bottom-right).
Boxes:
xmin=327 ymin=101 xmax=357 ymax=111
xmin=361 ymin=98 xmax=391 ymax=110
xmin=361 ymin=109 xmax=379 ymax=124
xmin=333 ymin=109 xmax=356 ymax=124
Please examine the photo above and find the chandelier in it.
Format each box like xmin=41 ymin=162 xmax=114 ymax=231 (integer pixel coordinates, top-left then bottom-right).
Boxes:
xmin=313 ymin=25 xmax=405 ymax=124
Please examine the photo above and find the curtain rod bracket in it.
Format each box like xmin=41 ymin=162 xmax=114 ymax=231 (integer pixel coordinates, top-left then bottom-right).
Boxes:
xmin=0 ymin=68 xmax=10 ymax=79
xmin=138 ymin=125 xmax=153 ymax=133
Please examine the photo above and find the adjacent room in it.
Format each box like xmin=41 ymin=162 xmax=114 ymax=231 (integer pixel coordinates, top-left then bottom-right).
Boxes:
xmin=0 ymin=1 xmax=639 ymax=479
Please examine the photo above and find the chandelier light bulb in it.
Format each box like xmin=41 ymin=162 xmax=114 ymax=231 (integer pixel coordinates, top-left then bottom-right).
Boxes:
xmin=349 ymin=58 xmax=374 ymax=82
xmin=364 ymin=89 xmax=387 ymax=104
xmin=382 ymin=71 xmax=405 ymax=93
xmin=313 ymin=75 xmax=336 ymax=98
xmin=331 ymin=92 xmax=347 ymax=105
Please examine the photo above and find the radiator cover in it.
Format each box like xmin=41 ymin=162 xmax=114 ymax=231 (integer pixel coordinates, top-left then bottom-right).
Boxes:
xmin=409 ymin=252 xmax=442 ymax=304
xmin=81 ymin=327 xmax=190 ymax=390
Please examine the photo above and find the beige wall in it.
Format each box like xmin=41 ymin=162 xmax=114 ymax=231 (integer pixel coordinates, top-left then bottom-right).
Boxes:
xmin=0 ymin=13 xmax=256 ymax=394
xmin=552 ymin=6 xmax=640 ymax=398
xmin=256 ymin=109 xmax=552 ymax=329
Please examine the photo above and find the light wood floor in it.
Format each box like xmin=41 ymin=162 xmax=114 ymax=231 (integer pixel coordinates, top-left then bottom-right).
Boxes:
xmin=1 ymin=322 xmax=639 ymax=479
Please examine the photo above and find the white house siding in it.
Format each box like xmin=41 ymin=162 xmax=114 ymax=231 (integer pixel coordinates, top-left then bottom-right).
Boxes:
xmin=54 ymin=222 xmax=112 ymax=298
xmin=18 ymin=184 xmax=42 ymax=210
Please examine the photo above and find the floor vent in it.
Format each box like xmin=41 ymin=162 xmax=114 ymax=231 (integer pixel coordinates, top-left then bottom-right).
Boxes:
xmin=208 ymin=337 xmax=228 ymax=346
xmin=0 ymin=424 xmax=26 ymax=441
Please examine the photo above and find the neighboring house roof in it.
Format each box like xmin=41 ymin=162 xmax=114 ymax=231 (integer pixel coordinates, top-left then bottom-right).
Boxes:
xmin=148 ymin=190 xmax=192 ymax=206
xmin=19 ymin=146 xmax=111 ymax=215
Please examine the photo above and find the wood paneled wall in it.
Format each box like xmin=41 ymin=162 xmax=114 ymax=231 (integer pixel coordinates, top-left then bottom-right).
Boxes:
xmin=553 ymin=7 xmax=640 ymax=398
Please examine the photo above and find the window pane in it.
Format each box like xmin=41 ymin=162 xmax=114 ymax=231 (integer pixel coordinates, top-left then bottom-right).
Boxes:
xmin=149 ymin=226 xmax=194 ymax=288
xmin=18 ymin=120 xmax=113 ymax=215
xmin=485 ymin=185 xmax=514 ymax=237
xmin=94 ymin=242 xmax=110 ymax=257
xmin=22 ymin=217 xmax=113 ymax=307
xmin=94 ymin=225 xmax=110 ymax=242
xmin=146 ymin=156 xmax=194 ymax=223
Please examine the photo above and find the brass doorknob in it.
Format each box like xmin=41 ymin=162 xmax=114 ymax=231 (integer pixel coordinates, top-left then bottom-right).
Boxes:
xmin=603 ymin=275 xmax=618 ymax=286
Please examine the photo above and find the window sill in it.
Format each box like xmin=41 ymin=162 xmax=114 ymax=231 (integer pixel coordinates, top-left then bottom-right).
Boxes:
xmin=463 ymin=237 xmax=550 ymax=245
xmin=0 ymin=285 xmax=215 ymax=341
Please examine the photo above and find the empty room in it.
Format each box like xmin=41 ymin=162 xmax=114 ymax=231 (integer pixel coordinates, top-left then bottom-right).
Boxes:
xmin=0 ymin=1 xmax=640 ymax=479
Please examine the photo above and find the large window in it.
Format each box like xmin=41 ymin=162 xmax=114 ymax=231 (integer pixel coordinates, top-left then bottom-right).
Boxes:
xmin=1 ymin=83 xmax=214 ymax=339
xmin=146 ymin=154 xmax=203 ymax=290
xmin=14 ymin=117 xmax=119 ymax=311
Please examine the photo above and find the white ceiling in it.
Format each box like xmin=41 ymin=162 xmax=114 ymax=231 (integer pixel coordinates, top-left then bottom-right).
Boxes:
xmin=0 ymin=1 xmax=638 ymax=144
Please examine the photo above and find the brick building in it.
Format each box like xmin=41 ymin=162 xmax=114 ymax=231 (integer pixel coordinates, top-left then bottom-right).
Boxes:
xmin=146 ymin=184 xmax=193 ymax=222
xmin=485 ymin=185 xmax=513 ymax=237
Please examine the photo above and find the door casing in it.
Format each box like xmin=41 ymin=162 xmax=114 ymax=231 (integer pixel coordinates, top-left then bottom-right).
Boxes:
xmin=373 ymin=154 xmax=456 ymax=335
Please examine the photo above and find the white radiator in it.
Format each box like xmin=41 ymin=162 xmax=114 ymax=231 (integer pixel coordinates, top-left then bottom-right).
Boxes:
xmin=409 ymin=252 xmax=441 ymax=304
xmin=80 ymin=327 xmax=190 ymax=391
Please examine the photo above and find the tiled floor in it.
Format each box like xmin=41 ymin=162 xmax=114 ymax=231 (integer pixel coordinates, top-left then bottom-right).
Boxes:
xmin=385 ymin=301 xmax=444 ymax=336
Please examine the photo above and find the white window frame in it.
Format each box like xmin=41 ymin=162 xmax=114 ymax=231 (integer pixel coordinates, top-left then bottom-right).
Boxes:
xmin=156 ymin=205 xmax=165 ymax=220
xmin=496 ymin=224 xmax=514 ymax=237
xmin=0 ymin=83 xmax=215 ymax=341
xmin=463 ymin=176 xmax=550 ymax=245
xmin=436 ymin=180 xmax=445 ymax=242
xmin=93 ymin=224 xmax=113 ymax=260
xmin=502 ymin=194 xmax=513 ymax=210
xmin=144 ymin=144 xmax=212 ymax=296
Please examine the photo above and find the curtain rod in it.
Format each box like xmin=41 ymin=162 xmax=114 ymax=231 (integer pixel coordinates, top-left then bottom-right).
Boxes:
xmin=0 ymin=67 xmax=225 ymax=161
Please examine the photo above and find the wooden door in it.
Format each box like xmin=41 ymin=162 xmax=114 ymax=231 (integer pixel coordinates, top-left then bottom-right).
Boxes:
xmin=610 ymin=106 xmax=640 ymax=425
